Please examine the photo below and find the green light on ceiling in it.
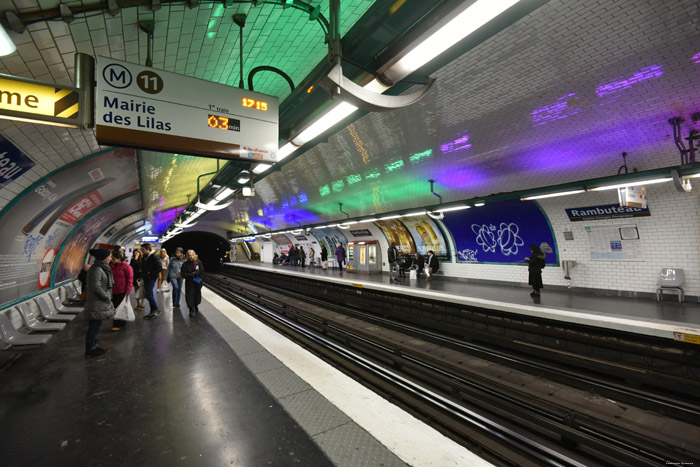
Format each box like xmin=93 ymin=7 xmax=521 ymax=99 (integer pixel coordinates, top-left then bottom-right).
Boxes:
xmin=347 ymin=174 xmax=362 ymax=185
xmin=212 ymin=4 xmax=224 ymax=16
xmin=385 ymin=159 xmax=404 ymax=172
xmin=319 ymin=185 xmax=330 ymax=196
xmin=332 ymin=180 xmax=345 ymax=192
xmin=365 ymin=170 xmax=381 ymax=179
xmin=409 ymin=149 xmax=432 ymax=163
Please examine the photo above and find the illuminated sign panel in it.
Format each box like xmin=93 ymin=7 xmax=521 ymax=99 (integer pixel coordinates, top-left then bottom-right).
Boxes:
xmin=0 ymin=75 xmax=81 ymax=127
xmin=95 ymin=57 xmax=279 ymax=162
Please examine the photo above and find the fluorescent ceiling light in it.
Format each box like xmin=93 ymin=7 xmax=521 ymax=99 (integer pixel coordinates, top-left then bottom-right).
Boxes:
xmin=520 ymin=189 xmax=585 ymax=200
xmin=404 ymin=211 xmax=426 ymax=217
xmin=474 ymin=202 xmax=486 ymax=207
xmin=436 ymin=205 xmax=470 ymax=212
xmin=0 ymin=24 xmax=16 ymax=56
xmin=681 ymin=172 xmax=700 ymax=179
xmin=292 ymin=102 xmax=358 ymax=146
xmin=385 ymin=0 xmax=519 ymax=82
xmin=253 ymin=163 xmax=273 ymax=174
xmin=378 ymin=214 xmax=402 ymax=220
xmin=214 ymin=187 xmax=234 ymax=201
xmin=359 ymin=218 xmax=378 ymax=223
xmin=588 ymin=178 xmax=672 ymax=191
xmin=237 ymin=175 xmax=250 ymax=184
xmin=276 ymin=143 xmax=297 ymax=161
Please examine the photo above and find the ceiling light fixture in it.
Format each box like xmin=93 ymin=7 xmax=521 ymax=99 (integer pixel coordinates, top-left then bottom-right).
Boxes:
xmin=59 ymin=3 xmax=74 ymax=23
xmin=378 ymin=214 xmax=402 ymax=220
xmin=520 ymin=189 xmax=585 ymax=200
xmin=359 ymin=218 xmax=378 ymax=223
xmin=588 ymin=178 xmax=672 ymax=191
xmin=292 ymin=102 xmax=358 ymax=146
xmin=237 ymin=175 xmax=250 ymax=184
xmin=474 ymin=201 xmax=486 ymax=207
xmin=214 ymin=187 xmax=235 ymax=201
xmin=253 ymin=163 xmax=272 ymax=174
xmin=0 ymin=24 xmax=16 ymax=56
xmin=404 ymin=211 xmax=427 ymax=217
xmin=436 ymin=205 xmax=470 ymax=212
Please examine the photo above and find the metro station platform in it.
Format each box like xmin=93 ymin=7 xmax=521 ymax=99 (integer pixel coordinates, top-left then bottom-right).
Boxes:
xmin=225 ymin=262 xmax=700 ymax=343
xmin=0 ymin=288 xmax=485 ymax=467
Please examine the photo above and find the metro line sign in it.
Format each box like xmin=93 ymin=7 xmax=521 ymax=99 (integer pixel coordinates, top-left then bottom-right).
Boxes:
xmin=95 ymin=57 xmax=279 ymax=162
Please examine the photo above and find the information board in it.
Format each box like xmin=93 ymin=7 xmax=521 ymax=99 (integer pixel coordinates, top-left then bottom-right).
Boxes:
xmin=95 ymin=57 xmax=279 ymax=162
xmin=585 ymin=224 xmax=643 ymax=261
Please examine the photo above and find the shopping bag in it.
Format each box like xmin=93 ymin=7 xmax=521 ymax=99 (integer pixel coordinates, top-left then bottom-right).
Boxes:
xmin=322 ymin=261 xmax=328 ymax=270
xmin=114 ymin=296 xmax=135 ymax=322
xmin=409 ymin=269 xmax=417 ymax=280
xmin=424 ymin=266 xmax=431 ymax=278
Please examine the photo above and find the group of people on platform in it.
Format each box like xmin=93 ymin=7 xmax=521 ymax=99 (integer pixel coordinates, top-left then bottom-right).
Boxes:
xmin=81 ymin=243 xmax=204 ymax=357
xmin=387 ymin=243 xmax=440 ymax=283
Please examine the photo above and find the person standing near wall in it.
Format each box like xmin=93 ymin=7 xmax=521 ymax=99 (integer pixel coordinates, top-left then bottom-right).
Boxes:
xmin=525 ymin=244 xmax=546 ymax=296
xmin=157 ymin=248 xmax=170 ymax=292
xmin=425 ymin=250 xmax=439 ymax=280
xmin=320 ymin=245 xmax=328 ymax=269
xmin=141 ymin=243 xmax=163 ymax=319
xmin=181 ymin=249 xmax=204 ymax=317
xmin=110 ymin=250 xmax=133 ymax=331
xmin=299 ymin=245 xmax=306 ymax=268
xmin=387 ymin=242 xmax=399 ymax=283
xmin=84 ymin=249 xmax=115 ymax=357
xmin=335 ymin=244 xmax=345 ymax=271
xmin=168 ymin=247 xmax=185 ymax=308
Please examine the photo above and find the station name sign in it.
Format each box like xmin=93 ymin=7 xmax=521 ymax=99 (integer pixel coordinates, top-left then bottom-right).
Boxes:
xmin=95 ymin=57 xmax=279 ymax=162
xmin=565 ymin=203 xmax=651 ymax=222
xmin=0 ymin=75 xmax=81 ymax=128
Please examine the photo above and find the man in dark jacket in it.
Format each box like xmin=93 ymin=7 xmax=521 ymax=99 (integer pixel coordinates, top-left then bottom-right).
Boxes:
xmin=409 ymin=252 xmax=425 ymax=279
xmin=140 ymin=243 xmax=163 ymax=319
xmin=387 ymin=242 xmax=399 ymax=283
xmin=425 ymin=250 xmax=439 ymax=280
xmin=85 ymin=249 xmax=114 ymax=357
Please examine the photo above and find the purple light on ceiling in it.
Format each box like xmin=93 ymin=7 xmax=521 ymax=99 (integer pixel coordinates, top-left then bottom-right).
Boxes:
xmin=595 ymin=65 xmax=663 ymax=104
xmin=530 ymin=93 xmax=579 ymax=127
xmin=151 ymin=206 xmax=181 ymax=232
xmin=440 ymin=132 xmax=472 ymax=154
xmin=693 ymin=52 xmax=700 ymax=64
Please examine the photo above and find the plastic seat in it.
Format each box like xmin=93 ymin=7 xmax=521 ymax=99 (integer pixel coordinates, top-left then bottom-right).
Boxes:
xmin=0 ymin=313 xmax=52 ymax=346
xmin=34 ymin=296 xmax=75 ymax=322
xmin=656 ymin=268 xmax=685 ymax=303
xmin=48 ymin=290 xmax=82 ymax=314
xmin=16 ymin=304 xmax=66 ymax=332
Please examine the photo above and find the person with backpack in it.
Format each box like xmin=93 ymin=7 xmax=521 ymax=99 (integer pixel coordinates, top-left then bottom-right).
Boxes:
xmin=525 ymin=244 xmax=546 ymax=296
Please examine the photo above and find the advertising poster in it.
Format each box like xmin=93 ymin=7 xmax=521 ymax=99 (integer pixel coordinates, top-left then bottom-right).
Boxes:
xmin=0 ymin=134 xmax=36 ymax=187
xmin=402 ymin=215 xmax=450 ymax=260
xmin=55 ymin=194 xmax=142 ymax=283
xmin=311 ymin=227 xmax=348 ymax=258
xmin=374 ymin=219 xmax=417 ymax=256
xmin=271 ymin=234 xmax=292 ymax=253
xmin=440 ymin=199 xmax=558 ymax=265
xmin=0 ymin=148 xmax=138 ymax=305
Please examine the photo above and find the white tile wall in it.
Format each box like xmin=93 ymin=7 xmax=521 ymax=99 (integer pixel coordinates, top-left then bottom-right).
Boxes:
xmin=439 ymin=183 xmax=700 ymax=296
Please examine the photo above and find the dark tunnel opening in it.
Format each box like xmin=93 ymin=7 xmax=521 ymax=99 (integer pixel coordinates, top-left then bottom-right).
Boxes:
xmin=162 ymin=231 xmax=229 ymax=272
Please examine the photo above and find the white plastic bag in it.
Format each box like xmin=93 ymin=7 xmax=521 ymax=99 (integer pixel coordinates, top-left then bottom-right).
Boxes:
xmin=114 ymin=296 xmax=136 ymax=322
xmin=409 ymin=269 xmax=417 ymax=280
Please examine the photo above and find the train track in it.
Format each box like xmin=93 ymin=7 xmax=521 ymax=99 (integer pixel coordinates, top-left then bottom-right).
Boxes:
xmin=206 ymin=271 xmax=700 ymax=466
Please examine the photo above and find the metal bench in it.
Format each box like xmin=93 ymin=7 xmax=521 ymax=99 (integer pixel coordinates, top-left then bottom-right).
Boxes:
xmin=16 ymin=304 xmax=66 ymax=332
xmin=656 ymin=268 xmax=685 ymax=303
xmin=48 ymin=290 xmax=82 ymax=314
xmin=35 ymin=296 xmax=75 ymax=322
xmin=0 ymin=312 xmax=52 ymax=347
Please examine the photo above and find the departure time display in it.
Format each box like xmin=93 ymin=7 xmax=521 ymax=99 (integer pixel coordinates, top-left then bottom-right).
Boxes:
xmin=242 ymin=98 xmax=268 ymax=111
xmin=208 ymin=114 xmax=240 ymax=132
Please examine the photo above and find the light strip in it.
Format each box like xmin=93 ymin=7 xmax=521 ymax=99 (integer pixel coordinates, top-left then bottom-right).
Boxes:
xmin=384 ymin=0 xmax=519 ymax=82
xmin=378 ymin=214 xmax=402 ymax=220
xmin=276 ymin=143 xmax=297 ymax=161
xmin=253 ymin=163 xmax=273 ymax=174
xmin=214 ymin=187 xmax=234 ymax=201
xmin=0 ymin=24 xmax=16 ymax=56
xmin=292 ymin=102 xmax=358 ymax=146
xmin=681 ymin=172 xmax=700 ymax=179
xmin=588 ymin=178 xmax=672 ymax=191
xmin=473 ymin=202 xmax=486 ymax=207
xmin=359 ymin=218 xmax=378 ymax=223
xmin=520 ymin=189 xmax=585 ymax=200
xmin=404 ymin=211 xmax=426 ymax=217
xmin=436 ymin=205 xmax=470 ymax=212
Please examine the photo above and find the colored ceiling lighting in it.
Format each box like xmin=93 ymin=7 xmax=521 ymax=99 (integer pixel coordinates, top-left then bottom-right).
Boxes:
xmin=0 ymin=24 xmax=16 ymax=56
xmin=588 ymin=178 xmax=672 ymax=191
xmin=384 ymin=0 xmax=520 ymax=82
xmin=520 ymin=189 xmax=585 ymax=200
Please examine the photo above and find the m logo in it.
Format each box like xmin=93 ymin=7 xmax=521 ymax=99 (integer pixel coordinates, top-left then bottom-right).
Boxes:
xmin=103 ymin=64 xmax=132 ymax=89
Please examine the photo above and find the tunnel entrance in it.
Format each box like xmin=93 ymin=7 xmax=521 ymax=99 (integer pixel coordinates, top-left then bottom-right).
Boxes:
xmin=162 ymin=231 xmax=229 ymax=271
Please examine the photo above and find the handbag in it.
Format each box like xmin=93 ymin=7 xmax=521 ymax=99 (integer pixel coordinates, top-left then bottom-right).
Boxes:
xmin=114 ymin=296 xmax=135 ymax=322
xmin=192 ymin=276 xmax=202 ymax=284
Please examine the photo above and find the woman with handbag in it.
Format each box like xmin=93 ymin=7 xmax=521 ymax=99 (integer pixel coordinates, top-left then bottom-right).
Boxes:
xmin=525 ymin=244 xmax=546 ymax=296
xmin=110 ymin=250 xmax=133 ymax=331
xmin=130 ymin=250 xmax=145 ymax=311
xmin=181 ymin=249 xmax=204 ymax=317
xmin=84 ymin=249 xmax=115 ymax=358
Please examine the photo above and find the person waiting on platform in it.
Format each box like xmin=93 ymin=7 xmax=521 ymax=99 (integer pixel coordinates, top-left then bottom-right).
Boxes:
xmin=299 ymin=245 xmax=306 ymax=267
xmin=273 ymin=252 xmax=280 ymax=265
xmin=157 ymin=248 xmax=170 ymax=292
xmin=167 ymin=247 xmax=185 ymax=308
xmin=398 ymin=253 xmax=412 ymax=278
xmin=131 ymin=249 xmax=145 ymax=311
xmin=141 ymin=243 xmax=163 ymax=320
xmin=110 ymin=250 xmax=133 ymax=331
xmin=409 ymin=252 xmax=425 ymax=278
xmin=84 ymin=248 xmax=115 ymax=357
xmin=308 ymin=247 xmax=315 ymax=267
xmin=181 ymin=249 xmax=204 ymax=317
xmin=320 ymin=245 xmax=328 ymax=268
xmin=289 ymin=245 xmax=298 ymax=266
xmin=425 ymin=250 xmax=439 ymax=280
xmin=525 ymin=244 xmax=546 ymax=296
xmin=387 ymin=242 xmax=399 ymax=283
xmin=335 ymin=244 xmax=346 ymax=271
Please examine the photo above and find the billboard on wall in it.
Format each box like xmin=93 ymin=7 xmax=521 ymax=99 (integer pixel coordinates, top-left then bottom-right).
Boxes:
xmin=374 ymin=219 xmax=417 ymax=256
xmin=440 ymin=199 xmax=558 ymax=264
xmin=400 ymin=215 xmax=450 ymax=260
xmin=311 ymin=227 xmax=348 ymax=258
xmin=55 ymin=194 xmax=142 ymax=283
xmin=0 ymin=148 xmax=139 ymax=305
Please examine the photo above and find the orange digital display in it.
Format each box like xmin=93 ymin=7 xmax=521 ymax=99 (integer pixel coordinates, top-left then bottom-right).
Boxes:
xmin=242 ymin=98 xmax=268 ymax=111
xmin=208 ymin=114 xmax=240 ymax=132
